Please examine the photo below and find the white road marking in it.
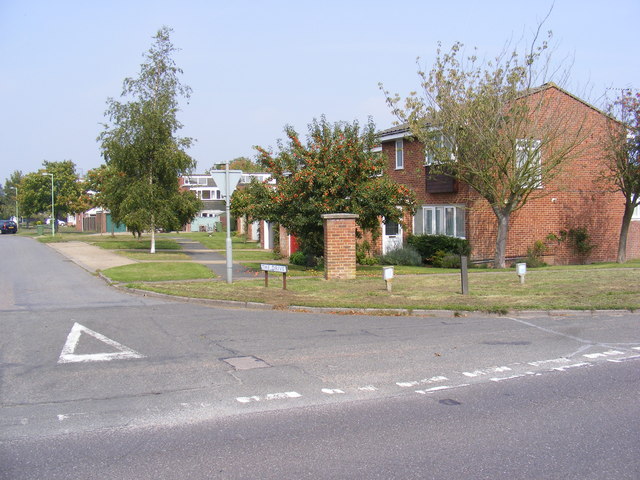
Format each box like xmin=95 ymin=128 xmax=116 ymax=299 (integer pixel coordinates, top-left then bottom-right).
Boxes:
xmin=608 ymin=355 xmax=640 ymax=363
xmin=583 ymin=350 xmax=625 ymax=359
xmin=358 ymin=386 xmax=378 ymax=392
xmin=236 ymin=392 xmax=301 ymax=403
xmin=528 ymin=357 xmax=569 ymax=367
xmin=463 ymin=366 xmax=511 ymax=377
xmin=321 ymin=388 xmax=345 ymax=395
xmin=397 ymin=376 xmax=448 ymax=387
xmin=491 ymin=374 xmax=526 ymax=382
xmin=58 ymin=323 xmax=144 ymax=364
xmin=553 ymin=362 xmax=591 ymax=372
xmin=416 ymin=384 xmax=469 ymax=394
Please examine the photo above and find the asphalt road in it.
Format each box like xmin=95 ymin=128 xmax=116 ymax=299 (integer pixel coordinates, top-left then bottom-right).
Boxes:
xmin=1 ymin=235 xmax=639 ymax=478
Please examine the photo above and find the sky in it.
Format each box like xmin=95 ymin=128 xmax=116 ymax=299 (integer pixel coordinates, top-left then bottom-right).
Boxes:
xmin=1 ymin=0 xmax=638 ymax=185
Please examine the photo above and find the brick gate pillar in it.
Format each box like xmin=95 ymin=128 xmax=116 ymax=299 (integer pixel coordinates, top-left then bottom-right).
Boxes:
xmin=322 ymin=213 xmax=359 ymax=280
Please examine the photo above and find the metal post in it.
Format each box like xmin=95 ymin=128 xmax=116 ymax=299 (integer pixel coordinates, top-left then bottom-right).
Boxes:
xmin=225 ymin=160 xmax=233 ymax=284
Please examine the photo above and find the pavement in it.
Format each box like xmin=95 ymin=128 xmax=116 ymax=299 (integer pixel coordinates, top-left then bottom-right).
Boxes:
xmin=47 ymin=241 xmax=136 ymax=271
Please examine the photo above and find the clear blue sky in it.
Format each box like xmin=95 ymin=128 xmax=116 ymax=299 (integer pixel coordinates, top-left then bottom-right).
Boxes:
xmin=1 ymin=0 xmax=638 ymax=184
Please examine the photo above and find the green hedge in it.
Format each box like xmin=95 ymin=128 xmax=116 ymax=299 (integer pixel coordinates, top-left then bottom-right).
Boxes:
xmin=407 ymin=234 xmax=471 ymax=263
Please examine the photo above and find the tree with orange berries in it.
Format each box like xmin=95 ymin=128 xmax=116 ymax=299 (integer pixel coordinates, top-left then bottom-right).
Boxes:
xmin=232 ymin=116 xmax=415 ymax=257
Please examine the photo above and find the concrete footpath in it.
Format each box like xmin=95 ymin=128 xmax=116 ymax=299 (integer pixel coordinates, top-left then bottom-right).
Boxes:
xmin=47 ymin=241 xmax=136 ymax=272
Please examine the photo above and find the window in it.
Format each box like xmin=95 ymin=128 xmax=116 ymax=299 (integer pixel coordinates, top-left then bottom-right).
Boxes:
xmin=413 ymin=205 xmax=465 ymax=238
xmin=425 ymin=134 xmax=454 ymax=165
xmin=632 ymin=202 xmax=640 ymax=220
xmin=516 ymin=139 xmax=542 ymax=188
xmin=395 ymin=139 xmax=404 ymax=169
xmin=201 ymin=190 xmax=211 ymax=200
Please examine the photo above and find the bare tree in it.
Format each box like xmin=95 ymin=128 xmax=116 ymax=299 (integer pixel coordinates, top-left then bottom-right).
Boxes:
xmin=602 ymin=89 xmax=640 ymax=263
xmin=381 ymin=30 xmax=589 ymax=268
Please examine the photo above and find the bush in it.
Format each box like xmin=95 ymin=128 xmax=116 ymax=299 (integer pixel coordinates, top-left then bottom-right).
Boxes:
xmin=289 ymin=251 xmax=307 ymax=266
xmin=289 ymin=250 xmax=323 ymax=268
xmin=525 ymin=240 xmax=547 ymax=268
xmin=407 ymin=234 xmax=471 ymax=263
xmin=356 ymin=240 xmax=379 ymax=265
xmin=379 ymin=246 xmax=422 ymax=266
xmin=430 ymin=250 xmax=462 ymax=268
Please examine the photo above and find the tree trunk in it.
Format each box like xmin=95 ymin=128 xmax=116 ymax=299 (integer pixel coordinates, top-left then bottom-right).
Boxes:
xmin=493 ymin=209 xmax=511 ymax=269
xmin=617 ymin=202 xmax=635 ymax=263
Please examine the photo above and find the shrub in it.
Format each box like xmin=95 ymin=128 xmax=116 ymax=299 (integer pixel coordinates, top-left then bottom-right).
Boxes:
xmin=407 ymin=234 xmax=471 ymax=263
xmin=379 ymin=246 xmax=422 ymax=266
xmin=289 ymin=250 xmax=323 ymax=268
xmin=568 ymin=227 xmax=596 ymax=257
xmin=356 ymin=240 xmax=379 ymax=265
xmin=525 ymin=240 xmax=547 ymax=268
xmin=430 ymin=250 xmax=462 ymax=268
xmin=289 ymin=251 xmax=307 ymax=266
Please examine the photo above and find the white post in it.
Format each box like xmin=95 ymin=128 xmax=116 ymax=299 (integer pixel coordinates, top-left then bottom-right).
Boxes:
xmin=225 ymin=160 xmax=233 ymax=284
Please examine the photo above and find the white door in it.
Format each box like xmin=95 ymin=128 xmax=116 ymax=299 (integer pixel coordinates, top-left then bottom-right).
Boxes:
xmin=382 ymin=219 xmax=403 ymax=254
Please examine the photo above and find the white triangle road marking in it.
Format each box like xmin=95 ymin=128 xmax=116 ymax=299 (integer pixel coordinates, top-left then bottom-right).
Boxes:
xmin=58 ymin=322 xmax=145 ymax=364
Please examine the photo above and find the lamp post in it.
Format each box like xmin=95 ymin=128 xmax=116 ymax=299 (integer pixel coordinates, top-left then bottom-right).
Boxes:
xmin=42 ymin=173 xmax=54 ymax=237
xmin=12 ymin=186 xmax=18 ymax=225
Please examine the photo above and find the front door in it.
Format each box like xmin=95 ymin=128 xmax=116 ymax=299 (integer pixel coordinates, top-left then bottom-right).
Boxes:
xmin=382 ymin=219 xmax=402 ymax=254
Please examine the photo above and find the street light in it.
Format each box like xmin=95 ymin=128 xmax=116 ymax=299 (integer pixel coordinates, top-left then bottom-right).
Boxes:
xmin=42 ymin=173 xmax=54 ymax=236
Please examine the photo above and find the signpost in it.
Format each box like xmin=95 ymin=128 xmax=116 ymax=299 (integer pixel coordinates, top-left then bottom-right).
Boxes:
xmin=261 ymin=264 xmax=288 ymax=290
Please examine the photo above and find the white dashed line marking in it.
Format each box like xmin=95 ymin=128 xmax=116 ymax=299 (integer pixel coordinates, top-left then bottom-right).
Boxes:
xmin=321 ymin=388 xmax=345 ymax=395
xmin=397 ymin=376 xmax=448 ymax=387
xmin=463 ymin=366 xmax=511 ymax=377
xmin=358 ymin=385 xmax=378 ymax=392
xmin=553 ymin=362 xmax=592 ymax=372
xmin=236 ymin=391 xmax=302 ymax=403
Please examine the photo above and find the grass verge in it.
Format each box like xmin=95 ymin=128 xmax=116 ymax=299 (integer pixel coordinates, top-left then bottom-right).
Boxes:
xmin=103 ymin=262 xmax=215 ymax=282
xmin=128 ymin=268 xmax=640 ymax=311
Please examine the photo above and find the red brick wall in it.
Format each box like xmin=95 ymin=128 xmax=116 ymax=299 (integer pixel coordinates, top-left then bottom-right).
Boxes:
xmin=382 ymin=86 xmax=639 ymax=264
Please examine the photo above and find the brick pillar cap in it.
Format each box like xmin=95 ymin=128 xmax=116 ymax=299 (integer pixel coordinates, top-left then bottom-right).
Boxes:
xmin=321 ymin=213 xmax=359 ymax=220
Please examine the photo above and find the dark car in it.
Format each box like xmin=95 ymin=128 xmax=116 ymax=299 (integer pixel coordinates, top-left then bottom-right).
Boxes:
xmin=0 ymin=220 xmax=18 ymax=234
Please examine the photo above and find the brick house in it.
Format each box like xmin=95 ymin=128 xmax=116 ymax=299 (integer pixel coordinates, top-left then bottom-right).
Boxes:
xmin=377 ymin=83 xmax=640 ymax=265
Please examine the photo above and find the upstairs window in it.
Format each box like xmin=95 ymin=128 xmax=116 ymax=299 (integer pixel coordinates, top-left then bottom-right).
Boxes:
xmin=395 ymin=139 xmax=404 ymax=169
xmin=516 ymin=139 xmax=542 ymax=188
xmin=425 ymin=134 xmax=455 ymax=165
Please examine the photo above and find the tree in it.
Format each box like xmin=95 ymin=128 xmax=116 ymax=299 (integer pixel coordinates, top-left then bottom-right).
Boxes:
xmin=381 ymin=31 xmax=588 ymax=268
xmin=98 ymin=26 xmax=197 ymax=252
xmin=213 ymin=157 xmax=262 ymax=172
xmin=602 ymin=90 xmax=640 ymax=263
xmin=232 ymin=116 xmax=416 ymax=257
xmin=20 ymin=161 xmax=85 ymax=221
xmin=1 ymin=170 xmax=23 ymax=219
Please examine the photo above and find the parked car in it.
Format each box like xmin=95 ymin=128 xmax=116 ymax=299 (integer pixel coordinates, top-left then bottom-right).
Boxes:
xmin=0 ymin=220 xmax=18 ymax=234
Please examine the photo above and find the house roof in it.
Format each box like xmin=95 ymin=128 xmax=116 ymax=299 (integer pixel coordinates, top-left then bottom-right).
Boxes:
xmin=376 ymin=83 xmax=617 ymax=142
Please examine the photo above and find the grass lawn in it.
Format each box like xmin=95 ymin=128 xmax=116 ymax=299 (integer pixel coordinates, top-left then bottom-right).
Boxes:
xmin=181 ymin=232 xmax=263 ymax=250
xmin=116 ymin=250 xmax=191 ymax=261
xmin=230 ymin=250 xmax=281 ymax=261
xmin=128 ymin=267 xmax=640 ymax=311
xmin=103 ymin=262 xmax=215 ymax=282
